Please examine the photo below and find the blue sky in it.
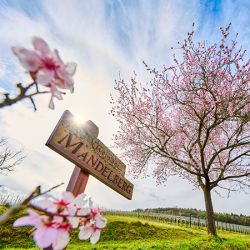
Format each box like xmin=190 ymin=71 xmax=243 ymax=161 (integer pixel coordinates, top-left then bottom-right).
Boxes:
xmin=0 ymin=0 xmax=250 ymax=215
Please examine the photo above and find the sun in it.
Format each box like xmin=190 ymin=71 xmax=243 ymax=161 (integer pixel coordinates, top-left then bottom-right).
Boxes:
xmin=74 ymin=115 xmax=85 ymax=125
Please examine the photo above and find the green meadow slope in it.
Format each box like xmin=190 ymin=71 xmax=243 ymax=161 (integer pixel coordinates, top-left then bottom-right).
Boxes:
xmin=0 ymin=206 xmax=250 ymax=250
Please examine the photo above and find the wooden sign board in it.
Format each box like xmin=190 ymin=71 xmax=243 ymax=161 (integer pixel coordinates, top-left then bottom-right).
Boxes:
xmin=46 ymin=110 xmax=133 ymax=200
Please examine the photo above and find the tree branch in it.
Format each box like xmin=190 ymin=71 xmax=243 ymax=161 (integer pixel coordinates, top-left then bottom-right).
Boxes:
xmin=0 ymin=82 xmax=65 ymax=111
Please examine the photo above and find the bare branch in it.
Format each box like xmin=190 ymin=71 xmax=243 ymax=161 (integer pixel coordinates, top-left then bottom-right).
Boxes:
xmin=0 ymin=138 xmax=25 ymax=175
xmin=0 ymin=183 xmax=64 ymax=225
xmin=0 ymin=82 xmax=65 ymax=111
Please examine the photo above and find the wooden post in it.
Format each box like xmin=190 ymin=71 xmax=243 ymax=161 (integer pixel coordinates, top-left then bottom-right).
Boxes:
xmin=66 ymin=167 xmax=89 ymax=196
xmin=44 ymin=121 xmax=99 ymax=250
xmin=65 ymin=120 xmax=99 ymax=196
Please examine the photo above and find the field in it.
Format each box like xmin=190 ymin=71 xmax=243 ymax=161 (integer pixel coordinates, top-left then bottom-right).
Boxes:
xmin=1 ymin=206 xmax=250 ymax=250
xmin=109 ymin=210 xmax=250 ymax=234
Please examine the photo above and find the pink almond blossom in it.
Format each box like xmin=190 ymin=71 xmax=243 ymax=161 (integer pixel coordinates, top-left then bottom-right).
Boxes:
xmin=12 ymin=37 xmax=77 ymax=109
xmin=35 ymin=192 xmax=88 ymax=228
xmin=78 ymin=206 xmax=107 ymax=244
xmin=13 ymin=192 xmax=107 ymax=248
xmin=14 ymin=209 xmax=70 ymax=250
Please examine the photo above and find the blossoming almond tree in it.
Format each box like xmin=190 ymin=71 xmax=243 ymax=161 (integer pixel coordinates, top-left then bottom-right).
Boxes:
xmin=0 ymin=37 xmax=76 ymax=110
xmin=111 ymin=24 xmax=250 ymax=235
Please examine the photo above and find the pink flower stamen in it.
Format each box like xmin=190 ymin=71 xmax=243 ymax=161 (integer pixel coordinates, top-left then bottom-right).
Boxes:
xmin=54 ymin=200 xmax=70 ymax=207
xmin=42 ymin=57 xmax=60 ymax=71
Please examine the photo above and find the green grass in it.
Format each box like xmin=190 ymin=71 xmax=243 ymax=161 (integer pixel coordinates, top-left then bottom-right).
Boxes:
xmin=0 ymin=206 xmax=250 ymax=250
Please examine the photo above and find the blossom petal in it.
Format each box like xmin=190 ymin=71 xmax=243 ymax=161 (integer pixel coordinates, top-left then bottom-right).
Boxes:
xmin=36 ymin=199 xmax=54 ymax=208
xmin=27 ymin=209 xmax=40 ymax=217
xmin=56 ymin=68 xmax=74 ymax=91
xmin=36 ymin=199 xmax=57 ymax=213
xmin=78 ymin=227 xmax=93 ymax=240
xmin=53 ymin=91 xmax=63 ymax=100
xmin=32 ymin=37 xmax=50 ymax=55
xmin=13 ymin=216 xmax=36 ymax=227
xmin=68 ymin=217 xmax=79 ymax=228
xmin=52 ymin=49 xmax=64 ymax=64
xmin=90 ymin=230 xmax=101 ymax=244
xmin=11 ymin=46 xmax=41 ymax=72
xmin=77 ymin=208 xmax=90 ymax=216
xmin=52 ymin=216 xmax=63 ymax=224
xmin=69 ymin=84 xmax=74 ymax=93
xmin=49 ymin=96 xmax=55 ymax=109
xmin=62 ymin=191 xmax=75 ymax=203
xmin=36 ymin=68 xmax=54 ymax=85
xmin=13 ymin=209 xmax=41 ymax=227
xmin=33 ymin=227 xmax=57 ymax=248
xmin=89 ymin=198 xmax=93 ymax=209
xmin=52 ymin=78 xmax=66 ymax=89
xmin=53 ymin=230 xmax=70 ymax=250
xmin=75 ymin=193 xmax=87 ymax=207
xmin=67 ymin=204 xmax=77 ymax=216
xmin=65 ymin=62 xmax=77 ymax=75
xmin=95 ymin=215 xmax=107 ymax=229
xmin=51 ymin=85 xmax=63 ymax=100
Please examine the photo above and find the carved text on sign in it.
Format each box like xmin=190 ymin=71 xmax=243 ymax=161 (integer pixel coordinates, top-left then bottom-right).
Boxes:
xmin=46 ymin=111 xmax=133 ymax=200
xmin=61 ymin=114 xmax=126 ymax=176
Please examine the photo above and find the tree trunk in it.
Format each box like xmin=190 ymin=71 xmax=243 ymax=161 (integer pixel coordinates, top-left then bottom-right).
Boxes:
xmin=203 ymin=186 xmax=217 ymax=235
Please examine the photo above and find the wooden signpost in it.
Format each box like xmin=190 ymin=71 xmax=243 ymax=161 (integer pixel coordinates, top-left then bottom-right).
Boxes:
xmin=46 ymin=110 xmax=134 ymax=200
xmin=44 ymin=110 xmax=133 ymax=249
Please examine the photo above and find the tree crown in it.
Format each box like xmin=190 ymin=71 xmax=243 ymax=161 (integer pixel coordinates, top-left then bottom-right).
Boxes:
xmin=112 ymin=24 xmax=250 ymax=193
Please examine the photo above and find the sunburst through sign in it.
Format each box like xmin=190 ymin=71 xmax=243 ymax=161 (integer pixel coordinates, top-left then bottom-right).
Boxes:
xmin=46 ymin=110 xmax=133 ymax=200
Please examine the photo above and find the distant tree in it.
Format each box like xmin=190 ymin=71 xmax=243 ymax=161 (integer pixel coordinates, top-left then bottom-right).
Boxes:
xmin=0 ymin=138 xmax=24 ymax=176
xmin=111 ymin=24 xmax=250 ymax=235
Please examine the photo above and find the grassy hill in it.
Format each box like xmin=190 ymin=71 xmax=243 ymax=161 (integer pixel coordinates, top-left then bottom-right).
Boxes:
xmin=0 ymin=206 xmax=250 ymax=250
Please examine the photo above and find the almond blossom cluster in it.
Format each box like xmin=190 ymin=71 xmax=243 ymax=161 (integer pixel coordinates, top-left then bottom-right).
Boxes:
xmin=12 ymin=37 xmax=76 ymax=109
xmin=13 ymin=192 xmax=107 ymax=250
